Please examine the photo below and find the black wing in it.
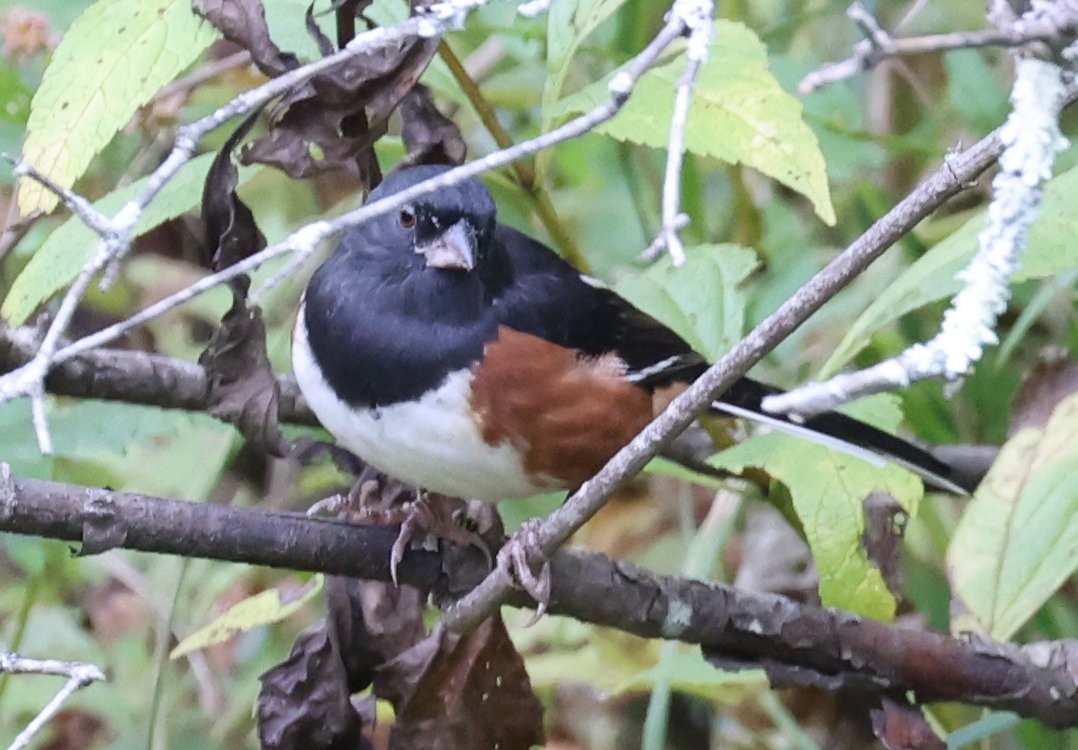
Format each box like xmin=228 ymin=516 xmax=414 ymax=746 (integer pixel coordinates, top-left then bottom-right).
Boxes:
xmin=493 ymin=225 xmax=705 ymax=387
xmin=492 ymin=225 xmax=972 ymax=493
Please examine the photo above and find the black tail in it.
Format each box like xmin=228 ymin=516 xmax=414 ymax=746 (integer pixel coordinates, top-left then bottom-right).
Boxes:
xmin=713 ymin=378 xmax=975 ymax=495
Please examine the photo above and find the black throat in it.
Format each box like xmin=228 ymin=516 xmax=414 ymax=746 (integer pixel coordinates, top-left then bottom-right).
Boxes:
xmin=302 ymin=236 xmax=508 ymax=408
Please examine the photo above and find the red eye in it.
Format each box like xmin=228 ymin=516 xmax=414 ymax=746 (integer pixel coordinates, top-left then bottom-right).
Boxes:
xmin=398 ymin=209 xmax=416 ymax=229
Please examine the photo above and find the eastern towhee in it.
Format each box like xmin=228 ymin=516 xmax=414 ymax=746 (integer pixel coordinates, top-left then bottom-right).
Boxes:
xmin=292 ymin=165 xmax=970 ymax=513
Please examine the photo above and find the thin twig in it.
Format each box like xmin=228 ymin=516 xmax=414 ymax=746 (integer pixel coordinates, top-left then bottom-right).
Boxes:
xmin=799 ymin=2 xmax=1069 ymax=94
xmin=0 ymin=201 xmax=42 ymax=265
xmin=8 ymin=158 xmax=112 ymax=235
xmin=437 ymin=40 xmax=588 ymax=270
xmin=153 ymin=50 xmax=253 ymax=102
xmin=645 ymin=0 xmax=713 ymax=265
xmin=1 ymin=653 xmax=106 ymax=750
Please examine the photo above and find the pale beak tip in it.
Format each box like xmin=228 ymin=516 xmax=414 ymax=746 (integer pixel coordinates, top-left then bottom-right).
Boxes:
xmin=417 ymin=221 xmax=476 ymax=271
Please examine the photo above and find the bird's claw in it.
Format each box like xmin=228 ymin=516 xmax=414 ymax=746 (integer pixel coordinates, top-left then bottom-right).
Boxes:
xmin=497 ymin=519 xmax=551 ymax=624
xmin=387 ymin=498 xmax=433 ymax=586
xmin=313 ymin=486 xmax=496 ymax=585
xmin=306 ymin=478 xmax=380 ymax=518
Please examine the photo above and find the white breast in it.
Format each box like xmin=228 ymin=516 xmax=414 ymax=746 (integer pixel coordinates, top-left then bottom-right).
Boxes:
xmin=291 ymin=306 xmax=549 ymax=502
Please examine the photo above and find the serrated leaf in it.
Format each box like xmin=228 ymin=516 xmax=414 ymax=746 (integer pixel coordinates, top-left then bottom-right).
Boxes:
xmin=615 ymin=243 xmax=757 ymax=360
xmin=3 ymin=154 xmax=259 ymax=326
xmin=710 ymin=396 xmax=922 ymax=620
xmin=171 ymin=575 xmax=324 ymax=659
xmin=552 ymin=20 xmax=835 ymax=225
xmin=822 ymin=164 xmax=1078 ymax=375
xmin=18 ymin=0 xmax=219 ymax=215
xmin=542 ymin=0 xmax=630 ymax=124
xmin=946 ymin=394 xmax=1078 ymax=640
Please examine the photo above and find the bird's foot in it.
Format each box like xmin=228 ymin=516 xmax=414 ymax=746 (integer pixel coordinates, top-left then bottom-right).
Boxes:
xmin=497 ymin=518 xmax=551 ymax=623
xmin=308 ymin=478 xmax=497 ymax=585
xmin=306 ymin=477 xmax=381 ymax=518
xmin=382 ymin=494 xmax=497 ymax=584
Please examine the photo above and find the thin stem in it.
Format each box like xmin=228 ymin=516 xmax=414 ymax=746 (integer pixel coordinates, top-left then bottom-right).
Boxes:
xmin=437 ymin=40 xmax=589 ymax=270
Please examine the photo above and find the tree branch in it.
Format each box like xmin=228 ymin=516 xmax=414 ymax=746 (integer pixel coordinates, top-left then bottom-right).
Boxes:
xmin=0 ymin=325 xmax=315 ymax=425
xmin=1 ymin=469 xmax=1074 ymax=727
xmin=799 ymin=1 xmax=1077 ymax=93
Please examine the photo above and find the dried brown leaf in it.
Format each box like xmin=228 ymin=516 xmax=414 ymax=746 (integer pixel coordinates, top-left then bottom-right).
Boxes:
xmin=200 ymin=110 xmax=266 ymax=277
xmin=257 ymin=624 xmax=372 ymax=750
xmin=1009 ymin=352 xmax=1078 ymax=435
xmin=861 ymin=492 xmax=905 ymax=598
xmin=398 ymin=83 xmax=466 ymax=168
xmin=870 ymin=698 xmax=945 ymax=750
xmin=242 ymin=15 xmax=435 ymax=185
xmin=376 ymin=618 xmax=545 ymax=750
xmin=198 ymin=298 xmax=288 ymax=456
xmin=194 ymin=0 xmax=299 ymax=75
xmin=197 ymin=112 xmax=287 ymax=455
xmin=258 ymin=573 xmax=432 ymax=750
xmin=325 ymin=575 xmax=427 ymax=692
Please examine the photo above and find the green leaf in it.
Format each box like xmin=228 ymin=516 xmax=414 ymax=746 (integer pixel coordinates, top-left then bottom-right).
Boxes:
xmin=617 ymin=645 xmax=766 ymax=703
xmin=0 ymin=398 xmax=198 ymax=479
xmin=710 ymin=396 xmax=922 ymax=620
xmin=0 ymin=66 xmax=32 ymax=124
xmin=18 ymin=0 xmax=219 ymax=214
xmin=945 ymin=712 xmax=1020 ymax=750
xmin=542 ymin=0 xmax=630 ymax=123
xmin=822 ymin=164 xmax=1078 ymax=375
xmin=535 ymin=0 xmax=631 ymax=178
xmin=615 ymin=244 xmax=758 ymax=360
xmin=3 ymin=154 xmax=258 ymax=326
xmin=170 ymin=575 xmax=324 ymax=659
xmin=552 ymin=20 xmax=835 ymax=225
xmin=945 ymin=49 xmax=1008 ymax=135
xmin=946 ymin=394 xmax=1078 ymax=640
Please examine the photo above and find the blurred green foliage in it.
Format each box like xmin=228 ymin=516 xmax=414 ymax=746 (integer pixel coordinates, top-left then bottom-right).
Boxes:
xmin=0 ymin=0 xmax=1076 ymax=747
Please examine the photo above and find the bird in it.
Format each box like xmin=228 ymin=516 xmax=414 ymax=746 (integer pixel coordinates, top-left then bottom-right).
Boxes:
xmin=291 ymin=164 xmax=971 ymax=594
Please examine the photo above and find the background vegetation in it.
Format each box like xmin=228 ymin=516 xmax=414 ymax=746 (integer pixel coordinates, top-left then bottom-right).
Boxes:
xmin=0 ymin=0 xmax=1075 ymax=747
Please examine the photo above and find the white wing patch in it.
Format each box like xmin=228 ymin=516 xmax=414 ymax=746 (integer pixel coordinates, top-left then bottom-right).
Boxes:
xmin=625 ymin=354 xmax=691 ymax=383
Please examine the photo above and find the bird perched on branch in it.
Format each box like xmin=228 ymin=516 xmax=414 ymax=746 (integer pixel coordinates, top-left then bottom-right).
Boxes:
xmin=291 ymin=165 xmax=969 ymax=600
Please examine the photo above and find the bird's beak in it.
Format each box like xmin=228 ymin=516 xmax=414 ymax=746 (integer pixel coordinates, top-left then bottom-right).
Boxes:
xmin=416 ymin=221 xmax=476 ymax=271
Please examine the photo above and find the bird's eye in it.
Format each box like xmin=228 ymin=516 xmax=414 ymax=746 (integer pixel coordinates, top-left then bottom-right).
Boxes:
xmin=398 ymin=208 xmax=416 ymax=229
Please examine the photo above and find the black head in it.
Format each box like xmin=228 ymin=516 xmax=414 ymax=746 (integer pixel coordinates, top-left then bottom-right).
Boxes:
xmin=344 ymin=165 xmax=500 ymax=277
xmin=301 ymin=166 xmax=509 ymax=407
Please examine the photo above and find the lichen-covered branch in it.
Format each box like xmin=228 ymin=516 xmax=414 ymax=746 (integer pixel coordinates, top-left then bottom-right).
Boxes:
xmin=765 ymin=64 xmax=1075 ymax=419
